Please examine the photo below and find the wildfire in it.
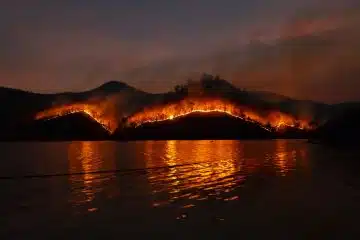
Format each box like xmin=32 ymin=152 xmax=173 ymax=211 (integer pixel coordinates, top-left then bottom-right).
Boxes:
xmin=35 ymin=98 xmax=312 ymax=135
xmin=35 ymin=102 xmax=118 ymax=133
xmin=126 ymin=98 xmax=311 ymax=131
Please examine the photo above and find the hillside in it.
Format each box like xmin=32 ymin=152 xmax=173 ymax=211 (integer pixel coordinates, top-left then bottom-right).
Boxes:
xmin=113 ymin=112 xmax=274 ymax=140
xmin=0 ymin=81 xmax=152 ymax=138
xmin=0 ymin=75 xmax=344 ymax=140
xmin=311 ymin=105 xmax=360 ymax=146
xmin=9 ymin=112 xmax=110 ymax=141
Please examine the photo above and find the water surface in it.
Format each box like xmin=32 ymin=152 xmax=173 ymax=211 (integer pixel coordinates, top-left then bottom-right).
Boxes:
xmin=1 ymin=140 xmax=360 ymax=238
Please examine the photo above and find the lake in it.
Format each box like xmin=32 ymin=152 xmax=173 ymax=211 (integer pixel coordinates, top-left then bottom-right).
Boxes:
xmin=1 ymin=140 xmax=360 ymax=238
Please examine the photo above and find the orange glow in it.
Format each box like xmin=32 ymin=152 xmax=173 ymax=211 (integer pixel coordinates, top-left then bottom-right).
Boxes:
xmin=274 ymin=139 xmax=296 ymax=176
xmin=127 ymin=98 xmax=311 ymax=131
xmin=35 ymin=102 xmax=118 ymax=133
xmin=68 ymin=141 xmax=117 ymax=213
xmin=35 ymin=97 xmax=312 ymax=134
xmin=144 ymin=140 xmax=243 ymax=207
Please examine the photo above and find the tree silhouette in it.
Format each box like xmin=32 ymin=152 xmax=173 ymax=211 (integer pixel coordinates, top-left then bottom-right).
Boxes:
xmin=201 ymin=73 xmax=214 ymax=82
xmin=174 ymin=85 xmax=181 ymax=93
xmin=174 ymin=84 xmax=188 ymax=95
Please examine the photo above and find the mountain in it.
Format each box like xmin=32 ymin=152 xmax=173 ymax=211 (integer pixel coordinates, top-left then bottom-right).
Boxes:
xmin=113 ymin=112 xmax=274 ymax=140
xmin=173 ymin=75 xmax=331 ymax=123
xmin=0 ymin=76 xmax=351 ymax=141
xmin=311 ymin=105 xmax=360 ymax=146
xmin=46 ymin=80 xmax=146 ymax=102
xmin=0 ymin=80 xmax=151 ymax=138
xmin=10 ymin=112 xmax=110 ymax=141
xmin=92 ymin=81 xmax=138 ymax=93
xmin=114 ymin=111 xmax=312 ymax=141
xmin=0 ymin=87 xmax=53 ymax=138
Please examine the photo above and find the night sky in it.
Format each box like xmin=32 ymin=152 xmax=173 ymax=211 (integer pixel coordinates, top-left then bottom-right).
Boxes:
xmin=1 ymin=0 xmax=360 ymax=103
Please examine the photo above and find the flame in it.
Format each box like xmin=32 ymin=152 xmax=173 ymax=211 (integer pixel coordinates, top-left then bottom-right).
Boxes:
xmin=35 ymin=98 xmax=312 ymax=134
xmin=35 ymin=102 xmax=118 ymax=133
xmin=127 ymin=98 xmax=311 ymax=131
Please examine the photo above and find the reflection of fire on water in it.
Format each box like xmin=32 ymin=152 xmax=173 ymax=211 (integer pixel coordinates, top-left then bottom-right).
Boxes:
xmin=68 ymin=141 xmax=116 ymax=213
xmin=63 ymin=140 xmax=309 ymax=214
xmin=274 ymin=140 xmax=298 ymax=176
xmin=144 ymin=140 xmax=245 ymax=208
xmin=143 ymin=140 xmax=310 ymax=208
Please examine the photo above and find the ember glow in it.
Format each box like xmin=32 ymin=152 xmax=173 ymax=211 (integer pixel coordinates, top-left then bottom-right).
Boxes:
xmin=35 ymin=98 xmax=312 ymax=134
xmin=126 ymin=98 xmax=311 ymax=131
xmin=35 ymin=102 xmax=118 ymax=133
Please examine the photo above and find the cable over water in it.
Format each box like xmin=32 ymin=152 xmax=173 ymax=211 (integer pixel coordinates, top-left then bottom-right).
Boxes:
xmin=0 ymin=161 xmax=215 ymax=180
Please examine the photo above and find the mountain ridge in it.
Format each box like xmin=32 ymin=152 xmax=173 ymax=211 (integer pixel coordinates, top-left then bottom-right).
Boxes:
xmin=0 ymin=79 xmax=335 ymax=104
xmin=0 ymin=75 xmax=352 ymax=140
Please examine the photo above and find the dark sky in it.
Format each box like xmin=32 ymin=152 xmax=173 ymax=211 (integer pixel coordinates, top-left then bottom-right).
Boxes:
xmin=1 ymin=0 xmax=360 ymax=103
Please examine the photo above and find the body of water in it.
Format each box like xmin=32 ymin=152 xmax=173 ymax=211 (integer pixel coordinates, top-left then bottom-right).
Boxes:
xmin=1 ymin=140 xmax=360 ymax=238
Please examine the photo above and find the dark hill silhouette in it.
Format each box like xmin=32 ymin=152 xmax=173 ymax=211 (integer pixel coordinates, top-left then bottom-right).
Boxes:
xmin=113 ymin=112 xmax=274 ymax=140
xmin=92 ymin=81 xmax=136 ymax=93
xmin=0 ymin=87 xmax=53 ymax=138
xmin=312 ymin=105 xmax=360 ymax=146
xmin=8 ymin=112 xmax=110 ymax=141
xmin=0 ymin=75 xmax=352 ymax=141
xmin=0 ymin=80 xmax=150 ymax=137
xmin=172 ymin=74 xmax=331 ymax=123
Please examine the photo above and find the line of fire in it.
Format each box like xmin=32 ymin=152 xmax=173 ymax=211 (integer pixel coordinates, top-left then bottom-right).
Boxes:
xmin=34 ymin=97 xmax=315 ymax=137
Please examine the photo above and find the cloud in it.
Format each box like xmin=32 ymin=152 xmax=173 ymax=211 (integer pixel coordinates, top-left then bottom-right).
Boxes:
xmin=118 ymin=8 xmax=360 ymax=103
xmin=228 ymin=9 xmax=360 ymax=103
xmin=0 ymin=1 xmax=359 ymax=103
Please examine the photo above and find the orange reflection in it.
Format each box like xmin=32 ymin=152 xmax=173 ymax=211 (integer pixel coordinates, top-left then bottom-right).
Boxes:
xmin=144 ymin=140 xmax=245 ymax=207
xmin=143 ymin=140 xmax=310 ymax=209
xmin=68 ymin=141 xmax=116 ymax=213
xmin=274 ymin=140 xmax=297 ymax=176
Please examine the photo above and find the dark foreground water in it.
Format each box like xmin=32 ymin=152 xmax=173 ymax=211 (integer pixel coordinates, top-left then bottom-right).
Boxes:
xmin=1 ymin=140 xmax=360 ymax=238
